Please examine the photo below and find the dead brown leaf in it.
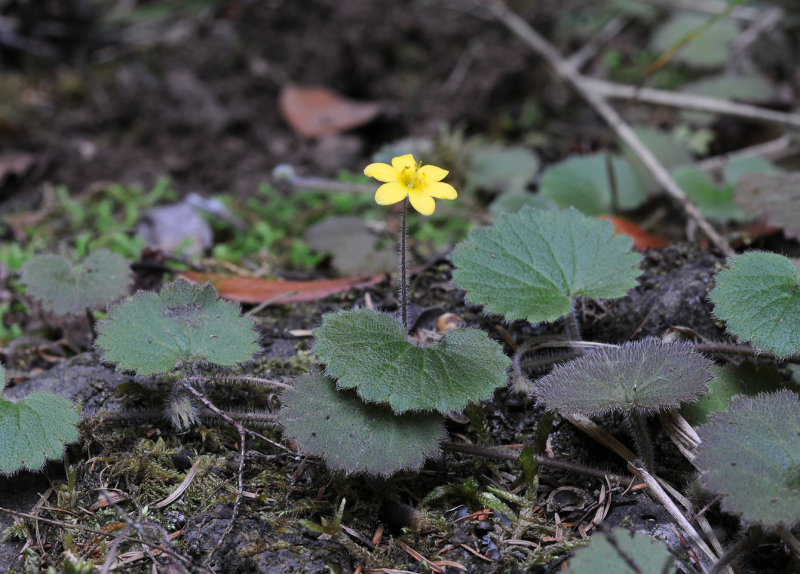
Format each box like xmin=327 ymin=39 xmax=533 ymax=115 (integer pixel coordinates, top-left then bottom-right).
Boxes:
xmin=279 ymin=85 xmax=380 ymax=138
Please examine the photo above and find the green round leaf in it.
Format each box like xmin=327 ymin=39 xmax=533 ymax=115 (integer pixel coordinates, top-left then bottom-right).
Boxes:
xmin=709 ymin=251 xmax=800 ymax=358
xmin=0 ymin=365 xmax=80 ymax=475
xmin=650 ymin=12 xmax=738 ymax=69
xmin=312 ymin=309 xmax=510 ymax=414
xmin=671 ymin=166 xmax=745 ymax=221
xmin=466 ymin=145 xmax=540 ymax=195
xmin=278 ymin=371 xmax=446 ymax=476
xmin=96 ymin=279 xmax=260 ymax=375
xmin=20 ymin=250 xmax=132 ymax=316
xmin=696 ymin=390 xmax=800 ymax=528
xmin=452 ymin=208 xmax=642 ymax=324
xmin=721 ymin=156 xmax=781 ymax=186
xmin=566 ymin=530 xmax=675 ymax=574
xmin=534 ymin=339 xmax=712 ymax=415
xmin=539 ymin=153 xmax=646 ymax=214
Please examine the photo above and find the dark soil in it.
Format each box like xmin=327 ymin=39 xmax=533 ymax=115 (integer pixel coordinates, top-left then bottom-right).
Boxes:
xmin=1 ymin=1 xmax=800 ymax=573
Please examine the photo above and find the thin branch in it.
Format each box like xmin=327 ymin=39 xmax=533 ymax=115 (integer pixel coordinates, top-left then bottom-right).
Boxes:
xmin=692 ymin=342 xmax=800 ymax=364
xmin=441 ymin=441 xmax=632 ymax=485
xmin=485 ymin=0 xmax=736 ymax=256
xmin=565 ymin=15 xmax=629 ymax=71
xmin=695 ymin=135 xmax=796 ymax=174
xmin=776 ymin=525 xmax=800 ymax=560
xmin=628 ymin=460 xmax=723 ymax=567
xmin=0 ymin=506 xmax=204 ymax=573
xmin=580 ymin=77 xmax=800 ymax=130
xmin=179 ymin=380 xmax=247 ymax=562
xmin=729 ymin=7 xmax=783 ymax=68
xmin=635 ymin=0 xmax=761 ymax=21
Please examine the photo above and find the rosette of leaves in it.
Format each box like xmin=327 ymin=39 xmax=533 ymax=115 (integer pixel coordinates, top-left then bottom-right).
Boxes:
xmin=695 ymin=390 xmax=800 ymax=529
xmin=565 ymin=529 xmax=675 ymax=574
xmin=534 ymin=338 xmax=712 ymax=468
xmin=279 ymin=309 xmax=509 ymax=475
xmin=20 ymin=249 xmax=132 ymax=316
xmin=0 ymin=364 xmax=81 ymax=475
xmin=312 ymin=309 xmax=510 ymax=413
xmin=709 ymin=251 xmax=800 ymax=358
xmin=452 ymin=207 xmax=641 ymax=325
xmin=278 ymin=371 xmax=447 ymax=476
xmin=96 ymin=279 xmax=260 ymax=375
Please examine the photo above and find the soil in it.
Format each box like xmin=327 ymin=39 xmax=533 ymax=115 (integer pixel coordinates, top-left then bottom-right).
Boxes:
xmin=1 ymin=1 xmax=799 ymax=573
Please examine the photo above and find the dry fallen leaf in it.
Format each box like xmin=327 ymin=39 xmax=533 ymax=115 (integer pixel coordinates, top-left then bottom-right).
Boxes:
xmin=178 ymin=271 xmax=384 ymax=304
xmin=279 ymin=84 xmax=380 ymax=138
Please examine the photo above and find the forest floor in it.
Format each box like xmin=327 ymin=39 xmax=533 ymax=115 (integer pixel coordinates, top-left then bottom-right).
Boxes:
xmin=0 ymin=1 xmax=799 ymax=573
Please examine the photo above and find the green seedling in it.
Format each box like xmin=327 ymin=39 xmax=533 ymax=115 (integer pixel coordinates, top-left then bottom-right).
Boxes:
xmin=533 ymin=338 xmax=712 ymax=469
xmin=452 ymin=207 xmax=641 ymax=332
xmin=709 ymin=251 xmax=800 ymax=358
xmin=0 ymin=363 xmax=80 ymax=475
xmin=96 ymin=279 xmax=260 ymax=376
xmin=538 ymin=153 xmax=647 ymax=214
xmin=565 ymin=528 xmax=676 ymax=574
xmin=278 ymin=154 xmax=510 ymax=476
xmin=20 ymin=249 xmax=132 ymax=317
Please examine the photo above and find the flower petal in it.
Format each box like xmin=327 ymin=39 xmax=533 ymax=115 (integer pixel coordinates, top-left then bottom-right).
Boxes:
xmin=419 ymin=165 xmax=448 ymax=182
xmin=375 ymin=182 xmax=408 ymax=205
xmin=424 ymin=181 xmax=458 ymax=200
xmin=408 ymin=190 xmax=435 ymax=215
xmin=364 ymin=162 xmax=399 ymax=183
xmin=391 ymin=154 xmax=417 ymax=172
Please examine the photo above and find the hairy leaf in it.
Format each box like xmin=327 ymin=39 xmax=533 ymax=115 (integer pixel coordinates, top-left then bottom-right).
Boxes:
xmin=452 ymin=208 xmax=641 ymax=324
xmin=20 ymin=250 xmax=132 ymax=316
xmin=709 ymin=251 xmax=800 ymax=357
xmin=681 ymin=363 xmax=784 ymax=426
xmin=313 ymin=309 xmax=510 ymax=413
xmin=0 ymin=364 xmax=80 ymax=475
xmin=565 ymin=529 xmax=675 ymax=574
xmin=96 ymin=279 xmax=260 ymax=375
xmin=278 ymin=371 xmax=446 ymax=476
xmin=696 ymin=390 xmax=800 ymax=527
xmin=534 ymin=339 xmax=712 ymax=415
xmin=539 ymin=153 xmax=646 ymax=214
xmin=681 ymin=73 xmax=777 ymax=125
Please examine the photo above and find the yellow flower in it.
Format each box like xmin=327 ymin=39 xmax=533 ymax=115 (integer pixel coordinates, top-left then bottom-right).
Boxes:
xmin=363 ymin=154 xmax=457 ymax=216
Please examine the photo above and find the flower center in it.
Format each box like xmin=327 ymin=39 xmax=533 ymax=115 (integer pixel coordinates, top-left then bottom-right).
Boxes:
xmin=401 ymin=162 xmax=424 ymax=191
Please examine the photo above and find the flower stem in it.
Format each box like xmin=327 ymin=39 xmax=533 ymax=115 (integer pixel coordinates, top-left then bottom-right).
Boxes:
xmin=399 ymin=197 xmax=409 ymax=332
xmin=626 ymin=410 xmax=655 ymax=471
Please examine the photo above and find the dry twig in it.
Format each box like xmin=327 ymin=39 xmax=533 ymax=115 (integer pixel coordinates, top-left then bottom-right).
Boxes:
xmin=484 ymin=0 xmax=741 ymax=256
